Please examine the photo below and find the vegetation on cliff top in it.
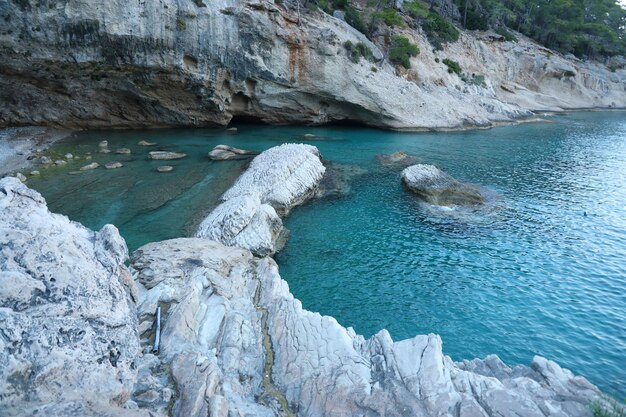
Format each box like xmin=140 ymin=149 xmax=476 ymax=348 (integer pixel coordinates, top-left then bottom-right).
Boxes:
xmin=307 ymin=0 xmax=625 ymax=60
xmin=454 ymin=0 xmax=626 ymax=58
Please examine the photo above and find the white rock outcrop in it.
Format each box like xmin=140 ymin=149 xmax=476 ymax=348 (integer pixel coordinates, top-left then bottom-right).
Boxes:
xmin=126 ymin=236 xmax=599 ymax=417
xmin=197 ymin=144 xmax=326 ymax=256
xmin=0 ymin=174 xmax=604 ymax=417
xmin=0 ymin=177 xmax=143 ymax=416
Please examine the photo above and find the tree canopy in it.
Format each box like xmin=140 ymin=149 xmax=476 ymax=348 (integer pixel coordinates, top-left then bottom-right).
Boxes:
xmin=454 ymin=0 xmax=626 ymax=58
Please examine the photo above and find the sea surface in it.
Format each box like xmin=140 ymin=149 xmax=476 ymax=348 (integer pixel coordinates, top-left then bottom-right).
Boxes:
xmin=26 ymin=112 xmax=626 ymax=397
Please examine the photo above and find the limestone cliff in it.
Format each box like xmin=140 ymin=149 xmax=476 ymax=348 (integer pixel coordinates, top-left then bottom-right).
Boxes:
xmin=0 ymin=0 xmax=624 ymax=130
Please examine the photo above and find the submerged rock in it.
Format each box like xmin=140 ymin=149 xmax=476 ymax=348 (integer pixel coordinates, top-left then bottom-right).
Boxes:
xmin=197 ymin=143 xmax=325 ymax=256
xmin=226 ymin=127 xmax=238 ymax=134
xmin=105 ymin=162 xmax=123 ymax=169
xmin=377 ymin=151 xmax=417 ymax=166
xmin=402 ymin=164 xmax=485 ymax=206
xmin=64 ymin=153 xmax=73 ymax=159
xmin=116 ymin=148 xmax=131 ymax=155
xmin=149 ymin=151 xmax=187 ymax=160
xmin=137 ymin=140 xmax=156 ymax=146
xmin=0 ymin=177 xmax=140 ymax=415
xmin=157 ymin=165 xmax=174 ymax=172
xmin=54 ymin=159 xmax=66 ymax=166
xmin=208 ymin=144 xmax=256 ymax=161
xmin=39 ymin=156 xmax=51 ymax=164
xmin=30 ymin=170 xmax=40 ymax=176
xmin=315 ymin=162 xmax=368 ymax=199
xmin=79 ymin=162 xmax=99 ymax=171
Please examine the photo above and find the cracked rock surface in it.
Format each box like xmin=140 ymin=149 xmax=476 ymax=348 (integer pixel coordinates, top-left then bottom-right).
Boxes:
xmin=0 ymin=177 xmax=143 ymax=416
xmin=0 ymin=163 xmax=601 ymax=417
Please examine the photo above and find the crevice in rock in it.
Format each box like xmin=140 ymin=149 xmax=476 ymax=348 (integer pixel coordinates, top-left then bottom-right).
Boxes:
xmin=251 ymin=262 xmax=295 ymax=417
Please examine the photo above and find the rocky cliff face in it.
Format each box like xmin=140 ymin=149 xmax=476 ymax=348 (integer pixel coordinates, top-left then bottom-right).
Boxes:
xmin=1 ymin=0 xmax=624 ymax=130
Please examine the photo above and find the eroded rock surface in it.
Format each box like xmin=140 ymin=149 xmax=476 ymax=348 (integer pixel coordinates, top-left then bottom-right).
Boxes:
xmin=126 ymin=236 xmax=599 ymax=417
xmin=0 ymin=174 xmax=602 ymax=417
xmin=0 ymin=1 xmax=623 ymax=130
xmin=402 ymin=164 xmax=485 ymax=206
xmin=197 ymin=143 xmax=325 ymax=255
xmin=0 ymin=177 xmax=142 ymax=416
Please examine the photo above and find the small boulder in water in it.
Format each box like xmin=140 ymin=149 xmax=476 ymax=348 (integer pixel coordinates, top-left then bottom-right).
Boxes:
xmin=80 ymin=162 xmax=100 ymax=171
xmin=116 ymin=148 xmax=131 ymax=155
xmin=105 ymin=162 xmax=123 ymax=169
xmin=40 ymin=156 xmax=51 ymax=164
xmin=226 ymin=127 xmax=238 ymax=134
xmin=64 ymin=153 xmax=74 ymax=159
xmin=30 ymin=170 xmax=40 ymax=176
xmin=138 ymin=140 xmax=156 ymax=146
xmin=303 ymin=133 xmax=316 ymax=139
xmin=157 ymin=165 xmax=174 ymax=172
xmin=377 ymin=151 xmax=416 ymax=166
xmin=401 ymin=164 xmax=484 ymax=206
xmin=149 ymin=151 xmax=187 ymax=160
xmin=15 ymin=172 xmax=27 ymax=182
xmin=55 ymin=160 xmax=67 ymax=166
xmin=98 ymin=140 xmax=108 ymax=148
xmin=208 ymin=144 xmax=256 ymax=161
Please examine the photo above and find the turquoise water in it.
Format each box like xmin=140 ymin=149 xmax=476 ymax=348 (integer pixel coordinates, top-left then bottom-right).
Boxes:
xmin=27 ymin=113 xmax=626 ymax=397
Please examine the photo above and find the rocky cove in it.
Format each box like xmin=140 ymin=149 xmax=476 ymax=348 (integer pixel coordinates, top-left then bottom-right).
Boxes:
xmin=1 ymin=136 xmax=617 ymax=417
xmin=1 ymin=0 xmax=626 ymax=415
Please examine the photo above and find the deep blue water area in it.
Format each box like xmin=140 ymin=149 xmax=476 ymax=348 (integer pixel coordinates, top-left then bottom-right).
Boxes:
xmin=27 ymin=112 xmax=626 ymax=397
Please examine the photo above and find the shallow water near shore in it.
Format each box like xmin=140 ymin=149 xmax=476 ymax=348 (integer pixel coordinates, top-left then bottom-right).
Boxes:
xmin=26 ymin=112 xmax=626 ymax=398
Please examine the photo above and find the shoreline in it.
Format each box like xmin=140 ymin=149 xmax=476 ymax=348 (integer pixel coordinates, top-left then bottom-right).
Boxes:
xmin=1 ymin=107 xmax=624 ymax=142
xmin=0 ymin=126 xmax=72 ymax=176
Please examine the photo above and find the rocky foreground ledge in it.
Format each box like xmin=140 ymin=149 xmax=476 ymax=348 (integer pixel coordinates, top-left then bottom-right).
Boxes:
xmin=0 ymin=144 xmax=602 ymax=417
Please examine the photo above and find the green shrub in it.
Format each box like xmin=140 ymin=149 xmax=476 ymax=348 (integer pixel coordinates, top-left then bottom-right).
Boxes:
xmin=463 ymin=73 xmax=485 ymax=86
xmin=372 ymin=8 xmax=405 ymax=28
xmin=344 ymin=40 xmax=375 ymax=64
xmin=442 ymin=58 xmax=462 ymax=75
xmin=389 ymin=35 xmax=420 ymax=69
xmin=318 ymin=0 xmax=332 ymax=13
xmin=495 ymin=27 xmax=517 ymax=42
xmin=589 ymin=398 xmax=626 ymax=417
xmin=423 ymin=12 xmax=459 ymax=50
xmin=345 ymin=5 xmax=368 ymax=35
xmin=404 ymin=0 xmax=429 ymax=19
xmin=371 ymin=66 xmax=378 ymax=72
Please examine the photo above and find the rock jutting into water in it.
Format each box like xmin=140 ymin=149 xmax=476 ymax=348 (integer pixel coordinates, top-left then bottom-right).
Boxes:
xmin=402 ymin=164 xmax=485 ymax=206
xmin=149 ymin=151 xmax=187 ymax=160
xmin=208 ymin=144 xmax=257 ymax=161
xmin=197 ymin=143 xmax=326 ymax=256
xmin=0 ymin=175 xmax=602 ymax=417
